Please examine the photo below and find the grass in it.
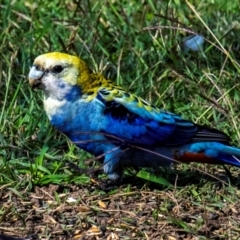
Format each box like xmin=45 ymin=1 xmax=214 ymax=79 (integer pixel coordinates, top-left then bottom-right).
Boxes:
xmin=1 ymin=0 xmax=240 ymax=239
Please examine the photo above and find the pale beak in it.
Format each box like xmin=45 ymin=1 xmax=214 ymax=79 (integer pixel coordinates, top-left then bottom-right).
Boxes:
xmin=28 ymin=66 xmax=45 ymax=89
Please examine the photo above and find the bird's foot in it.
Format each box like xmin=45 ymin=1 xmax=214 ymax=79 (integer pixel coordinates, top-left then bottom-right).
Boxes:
xmin=98 ymin=177 xmax=122 ymax=191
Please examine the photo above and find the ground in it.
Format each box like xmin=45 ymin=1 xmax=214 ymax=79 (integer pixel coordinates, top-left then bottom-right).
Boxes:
xmin=1 ymin=169 xmax=240 ymax=240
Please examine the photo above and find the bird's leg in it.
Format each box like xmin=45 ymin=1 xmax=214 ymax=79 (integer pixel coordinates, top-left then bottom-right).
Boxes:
xmin=103 ymin=153 xmax=123 ymax=180
xmin=65 ymin=159 xmax=105 ymax=179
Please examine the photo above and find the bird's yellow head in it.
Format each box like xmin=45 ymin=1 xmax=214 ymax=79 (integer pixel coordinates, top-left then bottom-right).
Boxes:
xmin=29 ymin=52 xmax=115 ymax=100
xmin=29 ymin=52 xmax=89 ymax=88
xmin=29 ymin=52 xmax=91 ymax=89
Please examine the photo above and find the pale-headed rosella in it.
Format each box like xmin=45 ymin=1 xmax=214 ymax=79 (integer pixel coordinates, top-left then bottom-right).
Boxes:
xmin=29 ymin=52 xmax=240 ymax=180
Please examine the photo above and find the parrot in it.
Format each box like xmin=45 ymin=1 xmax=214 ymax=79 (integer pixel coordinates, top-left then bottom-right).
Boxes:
xmin=28 ymin=52 xmax=240 ymax=180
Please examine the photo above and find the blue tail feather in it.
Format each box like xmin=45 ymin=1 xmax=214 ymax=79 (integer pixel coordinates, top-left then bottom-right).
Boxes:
xmin=219 ymin=145 xmax=240 ymax=167
xmin=222 ymin=145 xmax=240 ymax=157
xmin=180 ymin=142 xmax=240 ymax=167
xmin=218 ymin=153 xmax=240 ymax=167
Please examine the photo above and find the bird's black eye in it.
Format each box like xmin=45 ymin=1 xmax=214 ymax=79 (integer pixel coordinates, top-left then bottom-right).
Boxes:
xmin=52 ymin=65 xmax=64 ymax=73
xmin=34 ymin=64 xmax=41 ymax=71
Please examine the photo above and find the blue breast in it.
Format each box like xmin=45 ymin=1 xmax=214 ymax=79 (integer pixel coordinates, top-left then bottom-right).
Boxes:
xmin=48 ymin=96 xmax=109 ymax=155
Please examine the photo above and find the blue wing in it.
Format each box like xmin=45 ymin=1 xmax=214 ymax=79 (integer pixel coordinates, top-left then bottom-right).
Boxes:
xmin=96 ymin=88 xmax=199 ymax=146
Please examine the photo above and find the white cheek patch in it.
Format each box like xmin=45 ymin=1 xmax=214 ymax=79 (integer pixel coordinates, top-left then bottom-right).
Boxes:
xmin=43 ymin=75 xmax=73 ymax=100
xmin=43 ymin=74 xmax=58 ymax=91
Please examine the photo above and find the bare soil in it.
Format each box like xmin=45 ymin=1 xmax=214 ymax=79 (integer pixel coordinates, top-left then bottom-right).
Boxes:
xmin=1 ymin=173 xmax=240 ymax=240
